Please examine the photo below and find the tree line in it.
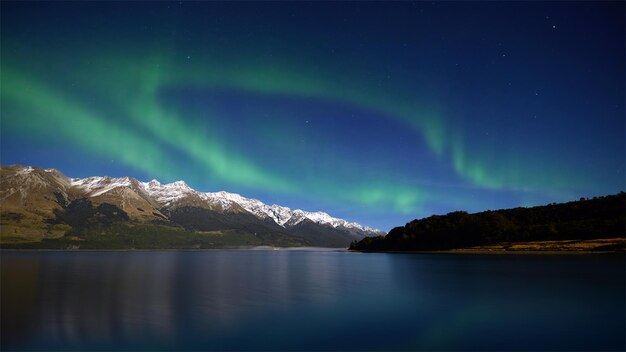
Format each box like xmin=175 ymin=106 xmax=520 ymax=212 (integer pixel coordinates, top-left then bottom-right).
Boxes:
xmin=350 ymin=193 xmax=625 ymax=251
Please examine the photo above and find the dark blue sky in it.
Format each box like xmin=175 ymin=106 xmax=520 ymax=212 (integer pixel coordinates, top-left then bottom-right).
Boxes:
xmin=1 ymin=1 xmax=624 ymax=230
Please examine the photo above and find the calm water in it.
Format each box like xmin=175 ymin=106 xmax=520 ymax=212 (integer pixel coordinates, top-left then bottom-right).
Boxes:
xmin=1 ymin=250 xmax=624 ymax=351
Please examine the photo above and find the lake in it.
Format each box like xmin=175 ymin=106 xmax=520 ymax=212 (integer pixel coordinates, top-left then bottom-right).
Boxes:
xmin=1 ymin=250 xmax=624 ymax=351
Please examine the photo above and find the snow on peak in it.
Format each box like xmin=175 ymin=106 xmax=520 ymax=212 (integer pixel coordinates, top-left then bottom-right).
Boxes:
xmin=65 ymin=172 xmax=381 ymax=233
xmin=290 ymin=209 xmax=378 ymax=232
xmin=70 ymin=176 xmax=133 ymax=197
xmin=170 ymin=180 xmax=190 ymax=188
xmin=16 ymin=166 xmax=34 ymax=175
xmin=198 ymin=191 xmax=381 ymax=233
xmin=139 ymin=179 xmax=195 ymax=206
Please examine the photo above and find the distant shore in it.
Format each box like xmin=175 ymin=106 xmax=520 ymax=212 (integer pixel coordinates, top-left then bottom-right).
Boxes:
xmin=2 ymin=238 xmax=624 ymax=254
xmin=0 ymin=246 xmax=347 ymax=252
xmin=350 ymin=237 xmax=625 ymax=254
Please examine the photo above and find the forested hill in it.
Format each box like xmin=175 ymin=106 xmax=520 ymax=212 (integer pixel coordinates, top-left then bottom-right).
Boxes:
xmin=350 ymin=193 xmax=625 ymax=252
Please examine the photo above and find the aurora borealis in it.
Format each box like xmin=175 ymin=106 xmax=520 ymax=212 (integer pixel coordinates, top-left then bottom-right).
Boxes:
xmin=1 ymin=2 xmax=624 ymax=230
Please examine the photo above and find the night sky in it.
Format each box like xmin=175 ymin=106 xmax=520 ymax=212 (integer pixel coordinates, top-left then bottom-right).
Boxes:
xmin=1 ymin=2 xmax=624 ymax=230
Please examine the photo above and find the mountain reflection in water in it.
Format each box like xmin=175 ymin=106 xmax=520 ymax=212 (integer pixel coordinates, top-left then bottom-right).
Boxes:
xmin=2 ymin=250 xmax=624 ymax=351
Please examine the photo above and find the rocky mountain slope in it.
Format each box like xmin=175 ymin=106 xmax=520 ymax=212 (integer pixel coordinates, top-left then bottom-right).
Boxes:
xmin=0 ymin=165 xmax=384 ymax=248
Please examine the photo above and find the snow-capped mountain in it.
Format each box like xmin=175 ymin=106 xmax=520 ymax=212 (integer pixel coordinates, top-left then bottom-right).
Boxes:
xmin=198 ymin=191 xmax=380 ymax=234
xmin=1 ymin=165 xmax=384 ymax=248
xmin=63 ymin=171 xmax=382 ymax=234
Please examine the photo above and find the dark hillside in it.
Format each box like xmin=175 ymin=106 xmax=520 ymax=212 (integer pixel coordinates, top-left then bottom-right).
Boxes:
xmin=350 ymin=193 xmax=625 ymax=251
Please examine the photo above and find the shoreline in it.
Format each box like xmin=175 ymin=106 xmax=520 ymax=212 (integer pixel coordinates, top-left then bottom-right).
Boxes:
xmin=2 ymin=238 xmax=624 ymax=254
xmin=349 ymin=237 xmax=625 ymax=254
xmin=0 ymin=247 xmax=348 ymax=253
xmin=1 ymin=248 xmax=623 ymax=255
xmin=349 ymin=249 xmax=624 ymax=255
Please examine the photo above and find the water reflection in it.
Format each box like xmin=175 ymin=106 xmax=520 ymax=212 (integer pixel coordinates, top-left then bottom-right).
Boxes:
xmin=2 ymin=251 xmax=392 ymax=350
xmin=1 ymin=251 xmax=624 ymax=351
xmin=384 ymin=254 xmax=626 ymax=350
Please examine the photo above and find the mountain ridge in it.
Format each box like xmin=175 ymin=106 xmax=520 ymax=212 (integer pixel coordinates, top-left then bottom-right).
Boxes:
xmin=1 ymin=165 xmax=384 ymax=249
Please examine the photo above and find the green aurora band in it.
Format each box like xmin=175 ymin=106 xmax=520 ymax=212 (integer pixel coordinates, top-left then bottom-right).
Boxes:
xmin=1 ymin=62 xmax=430 ymax=213
xmin=1 ymin=48 xmax=595 ymax=214
xmin=91 ymin=53 xmax=588 ymax=193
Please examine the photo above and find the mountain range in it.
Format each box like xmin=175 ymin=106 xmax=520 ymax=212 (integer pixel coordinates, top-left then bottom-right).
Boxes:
xmin=0 ymin=165 xmax=384 ymax=249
